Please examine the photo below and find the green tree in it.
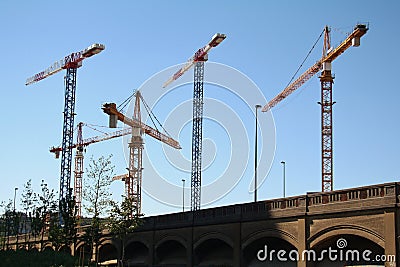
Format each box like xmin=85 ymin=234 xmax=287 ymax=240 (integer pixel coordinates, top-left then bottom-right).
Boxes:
xmin=82 ymin=155 xmax=114 ymax=265
xmin=20 ymin=179 xmax=36 ymax=247
xmin=35 ymin=180 xmax=57 ymax=251
xmin=107 ymin=197 xmax=142 ymax=267
xmin=48 ymin=193 xmax=77 ymax=251
xmin=2 ymin=200 xmax=13 ymax=250
xmin=0 ymin=201 xmax=10 ymax=250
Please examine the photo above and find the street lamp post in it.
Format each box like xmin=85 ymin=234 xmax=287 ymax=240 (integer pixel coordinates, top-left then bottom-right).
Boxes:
xmin=255 ymin=104 xmax=262 ymax=202
xmin=281 ymin=161 xmax=286 ymax=198
xmin=182 ymin=179 xmax=185 ymax=212
xmin=13 ymin=188 xmax=18 ymax=213
xmin=13 ymin=187 xmax=18 ymax=249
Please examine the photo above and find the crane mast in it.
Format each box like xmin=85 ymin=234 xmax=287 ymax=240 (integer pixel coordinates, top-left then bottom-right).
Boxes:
xmin=103 ymin=91 xmax=181 ymax=216
xmin=320 ymin=26 xmax=334 ymax=192
xmin=50 ymin=124 xmax=132 ymax=218
xmin=163 ymin=33 xmax=226 ymax=211
xmin=74 ymin=122 xmax=84 ymax=218
xmin=262 ymin=24 xmax=368 ymax=192
xmin=26 ymin=43 xmax=105 ymax=222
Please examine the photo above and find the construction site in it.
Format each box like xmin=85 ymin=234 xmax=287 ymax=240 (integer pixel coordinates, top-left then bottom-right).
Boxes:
xmin=1 ymin=1 xmax=399 ymax=267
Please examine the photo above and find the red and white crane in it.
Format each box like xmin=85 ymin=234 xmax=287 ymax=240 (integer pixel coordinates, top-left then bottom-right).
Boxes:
xmin=50 ymin=122 xmax=132 ymax=218
xmin=163 ymin=33 xmax=226 ymax=211
xmin=26 ymin=43 xmax=105 ymax=221
xmin=262 ymin=24 xmax=368 ymax=192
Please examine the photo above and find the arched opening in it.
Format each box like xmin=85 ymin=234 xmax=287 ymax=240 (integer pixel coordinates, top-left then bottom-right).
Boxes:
xmin=156 ymin=239 xmax=186 ymax=265
xmin=310 ymin=234 xmax=385 ymax=267
xmin=76 ymin=243 xmax=92 ymax=266
xmin=59 ymin=245 xmax=71 ymax=255
xmin=243 ymin=236 xmax=297 ymax=266
xmin=125 ymin=241 xmax=149 ymax=265
xmin=29 ymin=247 xmax=38 ymax=252
xmin=98 ymin=243 xmax=118 ymax=264
xmin=194 ymin=238 xmax=233 ymax=266
xmin=42 ymin=246 xmax=54 ymax=252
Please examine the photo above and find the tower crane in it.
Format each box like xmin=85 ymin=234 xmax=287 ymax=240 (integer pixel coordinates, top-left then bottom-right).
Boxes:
xmin=102 ymin=91 xmax=181 ymax=215
xmin=26 ymin=43 xmax=105 ymax=220
xmin=163 ymin=33 xmax=226 ymax=211
xmin=50 ymin=123 xmax=132 ymax=218
xmin=262 ymin=24 xmax=368 ymax=192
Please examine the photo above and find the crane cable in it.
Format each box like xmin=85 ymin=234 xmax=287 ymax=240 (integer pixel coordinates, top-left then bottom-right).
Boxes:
xmin=116 ymin=89 xmax=174 ymax=138
xmin=284 ymin=28 xmax=325 ymax=89
xmin=117 ymin=90 xmax=136 ymax=113
xmin=139 ymin=94 xmax=173 ymax=138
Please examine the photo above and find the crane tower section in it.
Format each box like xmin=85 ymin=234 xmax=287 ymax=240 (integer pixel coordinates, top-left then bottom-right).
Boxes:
xmin=74 ymin=122 xmax=84 ymax=218
xmin=162 ymin=33 xmax=226 ymax=211
xmin=26 ymin=43 xmax=104 ymax=222
xmin=261 ymin=24 xmax=368 ymax=192
xmin=103 ymin=91 xmax=181 ymax=216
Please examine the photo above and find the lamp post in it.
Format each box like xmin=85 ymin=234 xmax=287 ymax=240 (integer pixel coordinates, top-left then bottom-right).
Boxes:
xmin=182 ymin=179 xmax=185 ymax=212
xmin=254 ymin=104 xmax=262 ymax=202
xmin=13 ymin=187 xmax=18 ymax=213
xmin=13 ymin=187 xmax=18 ymax=249
xmin=281 ymin=161 xmax=286 ymax=198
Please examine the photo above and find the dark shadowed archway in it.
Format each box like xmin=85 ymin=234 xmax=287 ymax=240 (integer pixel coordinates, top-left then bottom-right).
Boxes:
xmin=310 ymin=234 xmax=385 ymax=267
xmin=243 ymin=236 xmax=297 ymax=266
xmin=98 ymin=243 xmax=118 ymax=263
xmin=76 ymin=243 xmax=92 ymax=265
xmin=42 ymin=246 xmax=54 ymax=252
xmin=59 ymin=245 xmax=71 ymax=255
xmin=194 ymin=238 xmax=233 ymax=266
xmin=155 ymin=239 xmax=186 ymax=265
xmin=125 ymin=241 xmax=149 ymax=265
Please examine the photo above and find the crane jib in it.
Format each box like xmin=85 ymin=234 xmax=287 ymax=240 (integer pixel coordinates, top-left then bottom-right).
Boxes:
xmin=25 ymin=43 xmax=105 ymax=86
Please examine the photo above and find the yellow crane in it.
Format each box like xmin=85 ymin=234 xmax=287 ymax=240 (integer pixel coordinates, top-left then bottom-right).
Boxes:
xmin=262 ymin=24 xmax=368 ymax=191
xmin=102 ymin=91 xmax=181 ymax=215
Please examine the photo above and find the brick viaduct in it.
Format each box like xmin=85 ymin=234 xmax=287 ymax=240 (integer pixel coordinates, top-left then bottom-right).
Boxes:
xmin=7 ymin=182 xmax=400 ymax=266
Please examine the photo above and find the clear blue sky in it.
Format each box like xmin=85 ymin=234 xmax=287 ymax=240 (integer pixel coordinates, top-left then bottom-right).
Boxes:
xmin=0 ymin=0 xmax=398 ymax=216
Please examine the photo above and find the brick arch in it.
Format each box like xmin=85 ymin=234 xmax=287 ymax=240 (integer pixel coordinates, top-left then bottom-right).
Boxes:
xmin=125 ymin=235 xmax=150 ymax=249
xmin=98 ymin=238 xmax=119 ymax=250
xmin=155 ymin=238 xmax=187 ymax=265
xmin=75 ymin=243 xmax=91 ymax=263
xmin=29 ymin=246 xmax=39 ymax=252
xmin=309 ymin=233 xmax=385 ymax=266
xmin=309 ymin=225 xmax=384 ymax=249
xmin=242 ymin=230 xmax=298 ymax=266
xmin=155 ymin=234 xmax=187 ymax=249
xmin=194 ymin=231 xmax=234 ymax=249
xmin=58 ymin=245 xmax=71 ymax=254
xmin=194 ymin=235 xmax=234 ymax=266
xmin=242 ymin=228 xmax=298 ymax=249
xmin=42 ymin=245 xmax=54 ymax=251
xmin=124 ymin=240 xmax=150 ymax=265
xmin=98 ymin=242 xmax=118 ymax=263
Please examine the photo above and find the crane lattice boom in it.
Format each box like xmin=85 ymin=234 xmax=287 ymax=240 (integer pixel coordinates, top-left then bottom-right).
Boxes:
xmin=162 ymin=33 xmax=226 ymax=88
xmin=26 ymin=44 xmax=105 ymax=86
xmin=102 ymin=103 xmax=181 ymax=149
xmin=261 ymin=23 xmax=368 ymax=192
xmin=50 ymin=126 xmax=132 ymax=156
xmin=262 ymin=24 xmax=368 ymax=112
